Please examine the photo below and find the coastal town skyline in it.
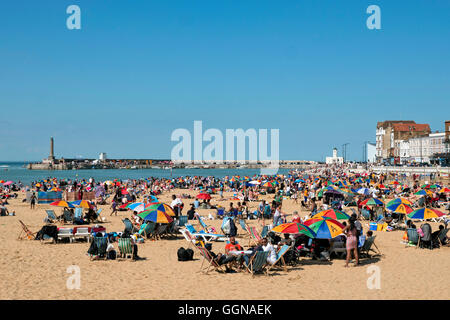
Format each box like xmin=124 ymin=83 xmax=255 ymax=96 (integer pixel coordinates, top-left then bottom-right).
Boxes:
xmin=1 ymin=1 xmax=449 ymax=162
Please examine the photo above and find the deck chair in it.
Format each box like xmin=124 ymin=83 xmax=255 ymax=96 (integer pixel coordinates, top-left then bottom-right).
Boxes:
xmin=266 ymin=244 xmax=290 ymax=274
xmin=63 ymin=210 xmax=73 ymax=224
xmin=154 ymin=224 xmax=169 ymax=240
xmin=177 ymin=215 xmax=188 ymax=228
xmin=180 ymin=228 xmax=198 ymax=249
xmin=96 ymin=208 xmax=105 ymax=222
xmin=260 ymin=225 xmax=269 ymax=238
xmin=361 ymin=208 xmax=371 ymax=220
xmin=90 ymin=237 xmax=108 ymax=260
xmin=239 ymin=219 xmax=249 ymax=236
xmin=186 ymin=224 xmax=227 ymax=242
xmin=45 ymin=210 xmax=59 ymax=223
xmin=329 ymin=240 xmax=347 ymax=258
xmin=18 ymin=220 xmax=36 ymax=240
xmin=139 ymin=222 xmax=156 ymax=238
xmin=118 ymin=238 xmax=134 ymax=260
xmin=360 ymin=236 xmax=380 ymax=258
xmin=216 ymin=207 xmax=225 ymax=219
xmin=198 ymin=216 xmax=210 ymax=231
xmin=122 ymin=218 xmax=138 ymax=234
xmin=196 ymin=246 xmax=226 ymax=274
xmin=246 ymin=251 xmax=269 ymax=276
xmin=74 ymin=208 xmax=83 ymax=220
xmin=248 ymin=226 xmax=262 ymax=246
xmin=406 ymin=228 xmax=420 ymax=247
xmin=437 ymin=228 xmax=449 ymax=246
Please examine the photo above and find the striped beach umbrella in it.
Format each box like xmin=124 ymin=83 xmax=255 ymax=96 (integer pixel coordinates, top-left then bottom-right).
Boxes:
xmin=71 ymin=200 xmax=93 ymax=209
xmin=312 ymin=209 xmax=350 ymax=220
xmin=414 ymin=189 xmax=432 ymax=196
xmin=439 ymin=187 xmax=450 ymax=194
xmin=303 ymin=218 xmax=345 ymax=239
xmin=386 ymin=203 xmax=413 ymax=215
xmin=50 ymin=201 xmax=75 ymax=208
xmin=138 ymin=209 xmax=173 ymax=224
xmin=407 ymin=208 xmax=445 ymax=220
xmin=142 ymin=202 xmax=176 ymax=217
xmin=360 ymin=198 xmax=384 ymax=206
xmin=386 ymin=198 xmax=413 ymax=207
xmin=271 ymin=223 xmax=316 ymax=238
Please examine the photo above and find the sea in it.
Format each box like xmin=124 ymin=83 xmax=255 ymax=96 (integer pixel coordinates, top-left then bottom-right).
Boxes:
xmin=0 ymin=162 xmax=293 ymax=185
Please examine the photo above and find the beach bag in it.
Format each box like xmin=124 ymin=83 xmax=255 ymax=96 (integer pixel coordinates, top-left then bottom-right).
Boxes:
xmin=177 ymin=247 xmax=189 ymax=261
xmin=108 ymin=250 xmax=117 ymax=260
xmin=185 ymin=248 xmax=194 ymax=260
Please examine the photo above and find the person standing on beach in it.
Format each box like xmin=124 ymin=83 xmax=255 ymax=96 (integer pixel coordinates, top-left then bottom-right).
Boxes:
xmin=343 ymin=216 xmax=359 ymax=267
xmin=30 ymin=192 xmax=36 ymax=210
xmin=110 ymin=199 xmax=118 ymax=216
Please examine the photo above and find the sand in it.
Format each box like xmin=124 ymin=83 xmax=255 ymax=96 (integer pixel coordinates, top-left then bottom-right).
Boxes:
xmin=1 ymin=189 xmax=449 ymax=300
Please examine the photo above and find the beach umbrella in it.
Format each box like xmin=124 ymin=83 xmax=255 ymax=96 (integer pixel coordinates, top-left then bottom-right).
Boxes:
xmin=249 ymin=180 xmax=261 ymax=185
xmin=360 ymin=198 xmax=384 ymax=206
xmin=50 ymin=201 xmax=75 ymax=208
xmin=407 ymin=208 xmax=445 ymax=220
xmin=271 ymin=223 xmax=316 ymax=238
xmin=262 ymin=181 xmax=276 ymax=188
xmin=439 ymin=187 xmax=450 ymax=194
xmin=142 ymin=202 xmax=176 ymax=217
xmin=138 ymin=209 xmax=173 ymax=224
xmin=196 ymin=193 xmax=211 ymax=200
xmin=386 ymin=198 xmax=413 ymax=207
xmin=386 ymin=203 xmax=413 ymax=215
xmin=414 ymin=190 xmax=432 ymax=196
xmin=303 ymin=218 xmax=345 ymax=239
xmin=357 ymin=188 xmax=371 ymax=196
xmin=3 ymin=181 xmax=13 ymax=186
xmin=70 ymin=200 xmax=93 ymax=209
xmin=312 ymin=209 xmax=350 ymax=220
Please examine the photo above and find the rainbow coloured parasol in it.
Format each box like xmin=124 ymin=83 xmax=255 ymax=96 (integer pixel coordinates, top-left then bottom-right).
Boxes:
xmin=407 ymin=208 xmax=445 ymax=220
xmin=303 ymin=218 xmax=345 ymax=239
xmin=271 ymin=223 xmax=316 ymax=238
xmin=312 ymin=209 xmax=350 ymax=220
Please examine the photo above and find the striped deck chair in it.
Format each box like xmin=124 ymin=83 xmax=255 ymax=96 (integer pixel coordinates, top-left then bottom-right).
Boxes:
xmin=248 ymin=226 xmax=262 ymax=246
xmin=177 ymin=216 xmax=188 ymax=228
xmin=406 ymin=228 xmax=420 ymax=247
xmin=246 ymin=251 xmax=269 ymax=276
xmin=437 ymin=228 xmax=449 ymax=246
xmin=122 ymin=218 xmax=138 ymax=234
xmin=139 ymin=222 xmax=156 ymax=238
xmin=361 ymin=209 xmax=371 ymax=220
xmin=74 ymin=208 xmax=83 ymax=220
xmin=260 ymin=225 xmax=269 ymax=238
xmin=18 ymin=220 xmax=36 ymax=240
xmin=154 ymin=224 xmax=169 ymax=240
xmin=91 ymin=237 xmax=108 ymax=260
xmin=63 ymin=210 xmax=73 ymax=224
xmin=96 ymin=208 xmax=104 ymax=222
xmin=266 ymin=244 xmax=290 ymax=274
xmin=239 ymin=219 xmax=248 ymax=234
xmin=196 ymin=246 xmax=226 ymax=274
xmin=198 ymin=217 xmax=210 ymax=231
xmin=360 ymin=236 xmax=380 ymax=258
xmin=45 ymin=210 xmax=59 ymax=223
xmin=118 ymin=238 xmax=134 ymax=260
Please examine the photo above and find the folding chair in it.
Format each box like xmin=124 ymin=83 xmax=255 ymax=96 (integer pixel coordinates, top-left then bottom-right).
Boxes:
xmin=118 ymin=238 xmax=134 ymax=260
xmin=45 ymin=210 xmax=59 ymax=223
xmin=266 ymin=244 xmax=290 ymax=274
xmin=18 ymin=220 xmax=36 ymax=240
xmin=196 ymin=246 xmax=226 ymax=274
xmin=247 ymin=226 xmax=262 ymax=246
xmin=246 ymin=251 xmax=269 ymax=276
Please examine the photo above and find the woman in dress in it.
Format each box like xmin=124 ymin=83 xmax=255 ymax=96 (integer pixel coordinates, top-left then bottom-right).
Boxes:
xmin=343 ymin=216 xmax=359 ymax=267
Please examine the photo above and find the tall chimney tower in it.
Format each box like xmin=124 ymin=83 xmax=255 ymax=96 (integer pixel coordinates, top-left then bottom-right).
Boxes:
xmin=49 ymin=137 xmax=55 ymax=161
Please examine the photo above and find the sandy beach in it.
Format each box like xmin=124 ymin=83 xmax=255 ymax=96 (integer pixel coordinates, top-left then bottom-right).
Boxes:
xmin=1 ymin=188 xmax=449 ymax=300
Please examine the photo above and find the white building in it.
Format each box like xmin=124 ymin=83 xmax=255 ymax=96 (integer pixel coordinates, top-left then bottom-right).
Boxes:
xmin=366 ymin=142 xmax=376 ymax=163
xmin=399 ymin=140 xmax=410 ymax=163
xmin=326 ymin=148 xmax=344 ymax=164
xmin=429 ymin=132 xmax=445 ymax=156
xmin=99 ymin=152 xmax=107 ymax=161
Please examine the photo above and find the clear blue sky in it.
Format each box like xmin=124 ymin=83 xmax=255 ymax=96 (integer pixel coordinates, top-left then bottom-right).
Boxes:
xmin=0 ymin=1 xmax=449 ymax=162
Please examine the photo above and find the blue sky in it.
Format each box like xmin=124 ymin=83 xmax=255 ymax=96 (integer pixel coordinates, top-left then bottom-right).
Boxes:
xmin=0 ymin=1 xmax=449 ymax=162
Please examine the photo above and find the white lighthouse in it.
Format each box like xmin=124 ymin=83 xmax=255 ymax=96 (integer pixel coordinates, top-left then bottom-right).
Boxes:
xmin=326 ymin=147 xmax=344 ymax=164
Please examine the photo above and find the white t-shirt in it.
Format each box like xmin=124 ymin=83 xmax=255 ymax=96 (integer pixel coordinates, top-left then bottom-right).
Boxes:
xmin=262 ymin=243 xmax=277 ymax=264
xmin=171 ymin=198 xmax=182 ymax=208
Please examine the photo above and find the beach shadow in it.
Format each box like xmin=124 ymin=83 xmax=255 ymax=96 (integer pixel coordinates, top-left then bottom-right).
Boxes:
xmin=357 ymin=256 xmax=381 ymax=266
xmin=299 ymin=259 xmax=333 ymax=266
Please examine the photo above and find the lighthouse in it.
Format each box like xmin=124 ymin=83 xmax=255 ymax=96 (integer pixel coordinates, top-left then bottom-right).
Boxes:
xmin=48 ymin=137 xmax=55 ymax=162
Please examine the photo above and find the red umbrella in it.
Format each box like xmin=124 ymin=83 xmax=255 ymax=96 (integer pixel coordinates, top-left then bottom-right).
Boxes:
xmin=196 ymin=193 xmax=211 ymax=200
